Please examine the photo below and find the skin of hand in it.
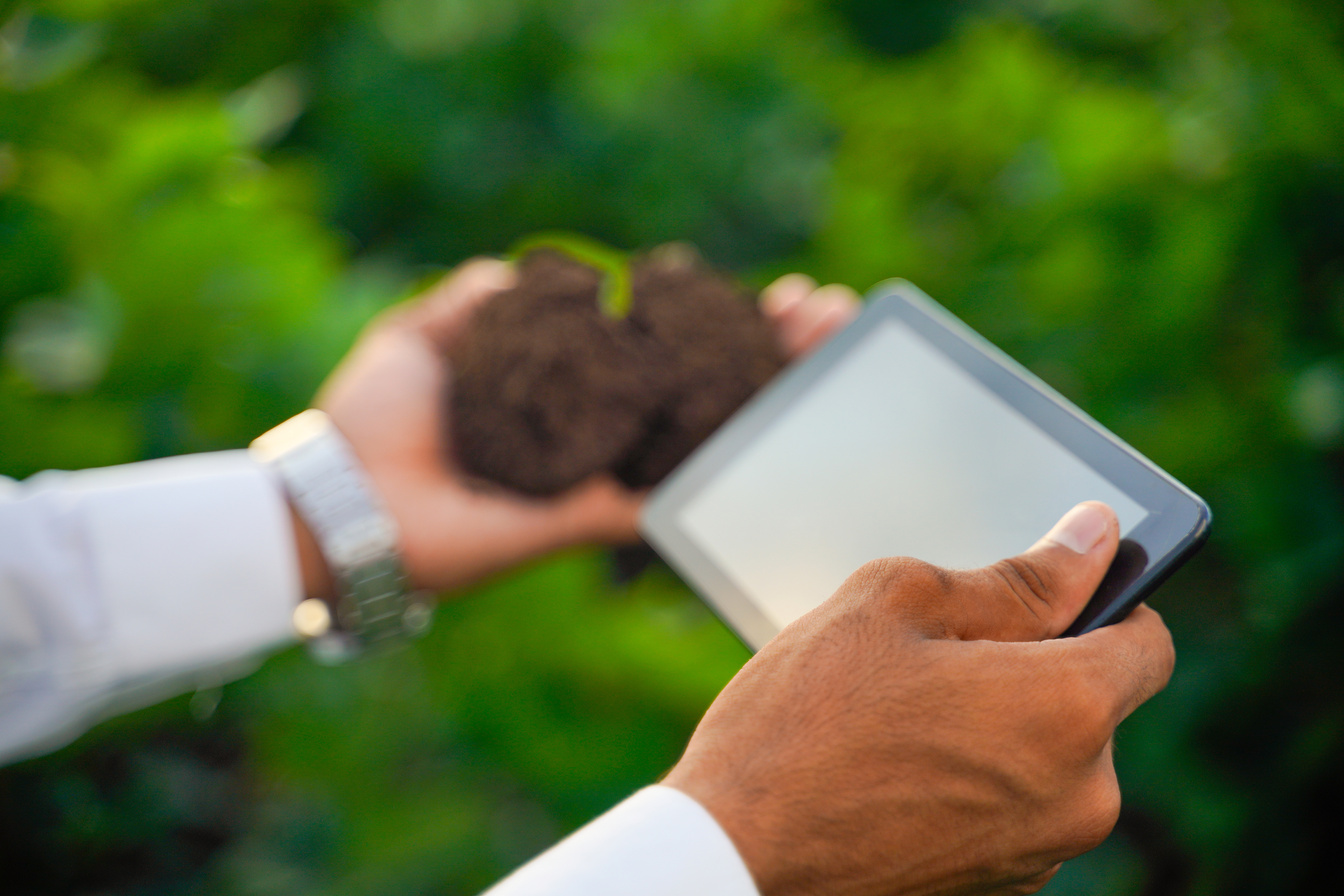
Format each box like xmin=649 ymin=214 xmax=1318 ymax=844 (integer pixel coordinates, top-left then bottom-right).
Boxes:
xmin=290 ymin=258 xmax=860 ymax=598
xmin=662 ymin=501 xmax=1177 ymax=896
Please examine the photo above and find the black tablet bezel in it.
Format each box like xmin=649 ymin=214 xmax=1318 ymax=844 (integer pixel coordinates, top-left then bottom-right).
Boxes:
xmin=639 ymin=280 xmax=1210 ymax=650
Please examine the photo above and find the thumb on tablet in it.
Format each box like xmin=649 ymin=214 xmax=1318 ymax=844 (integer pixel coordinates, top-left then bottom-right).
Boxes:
xmin=950 ymin=501 xmax=1121 ymax=642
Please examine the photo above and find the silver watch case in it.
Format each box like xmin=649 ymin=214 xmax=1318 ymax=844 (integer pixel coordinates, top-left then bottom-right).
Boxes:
xmin=251 ymin=409 xmax=430 ymax=661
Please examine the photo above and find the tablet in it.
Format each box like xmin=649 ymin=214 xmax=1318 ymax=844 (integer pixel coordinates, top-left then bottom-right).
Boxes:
xmin=639 ymin=280 xmax=1209 ymax=651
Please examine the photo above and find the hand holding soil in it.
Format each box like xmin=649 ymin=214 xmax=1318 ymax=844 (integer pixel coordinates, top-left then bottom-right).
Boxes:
xmin=303 ymin=255 xmax=857 ymax=597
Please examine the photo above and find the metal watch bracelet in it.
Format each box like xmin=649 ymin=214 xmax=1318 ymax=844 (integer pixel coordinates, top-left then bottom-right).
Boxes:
xmin=250 ymin=409 xmax=430 ymax=662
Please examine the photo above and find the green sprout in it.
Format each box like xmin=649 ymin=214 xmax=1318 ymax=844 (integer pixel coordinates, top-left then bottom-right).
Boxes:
xmin=509 ymin=231 xmax=633 ymax=319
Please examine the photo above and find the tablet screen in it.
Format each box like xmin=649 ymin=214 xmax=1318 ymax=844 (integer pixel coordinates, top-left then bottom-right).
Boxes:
xmin=674 ymin=317 xmax=1148 ymax=631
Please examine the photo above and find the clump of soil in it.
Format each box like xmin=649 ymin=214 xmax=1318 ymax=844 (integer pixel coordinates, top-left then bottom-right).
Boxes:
xmin=448 ymin=248 xmax=786 ymax=496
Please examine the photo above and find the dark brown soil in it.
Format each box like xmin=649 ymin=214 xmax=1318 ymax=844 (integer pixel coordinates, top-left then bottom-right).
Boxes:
xmin=448 ymin=248 xmax=786 ymax=496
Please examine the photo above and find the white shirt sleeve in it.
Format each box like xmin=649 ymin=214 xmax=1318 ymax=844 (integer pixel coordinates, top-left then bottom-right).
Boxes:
xmin=0 ymin=451 xmax=300 ymax=765
xmin=484 ymin=785 xmax=760 ymax=896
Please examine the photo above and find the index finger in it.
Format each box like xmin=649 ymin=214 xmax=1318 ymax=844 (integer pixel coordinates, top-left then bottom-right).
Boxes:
xmin=760 ymin=276 xmax=860 ymax=358
xmin=1062 ymin=604 xmax=1177 ymax=726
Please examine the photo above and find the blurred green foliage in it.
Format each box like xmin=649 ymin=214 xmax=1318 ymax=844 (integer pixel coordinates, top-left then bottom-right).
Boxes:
xmin=3 ymin=0 xmax=1343 ymax=893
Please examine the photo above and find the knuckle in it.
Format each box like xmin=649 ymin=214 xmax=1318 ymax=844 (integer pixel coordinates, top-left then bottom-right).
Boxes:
xmin=1154 ymin=622 xmax=1177 ymax=682
xmin=1004 ymin=869 xmax=1060 ymax=896
xmin=847 ymin=557 xmax=955 ymax=629
xmin=1133 ymin=605 xmax=1177 ymax=678
xmin=848 ymin=557 xmax=899 ymax=594
xmin=852 ymin=556 xmax=949 ymax=598
xmin=1071 ymin=774 xmax=1123 ymax=850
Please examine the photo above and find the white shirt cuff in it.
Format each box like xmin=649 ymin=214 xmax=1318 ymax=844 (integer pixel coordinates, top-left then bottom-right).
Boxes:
xmin=484 ymin=785 xmax=760 ymax=896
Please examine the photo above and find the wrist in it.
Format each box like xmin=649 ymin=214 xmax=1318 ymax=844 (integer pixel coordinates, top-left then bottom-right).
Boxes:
xmin=252 ymin=409 xmax=429 ymax=656
xmin=662 ymin=767 xmax=791 ymax=896
xmin=288 ymin=501 xmax=336 ymax=603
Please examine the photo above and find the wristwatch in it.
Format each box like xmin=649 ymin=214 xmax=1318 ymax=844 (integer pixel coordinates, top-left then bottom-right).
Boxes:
xmin=250 ymin=409 xmax=431 ymax=662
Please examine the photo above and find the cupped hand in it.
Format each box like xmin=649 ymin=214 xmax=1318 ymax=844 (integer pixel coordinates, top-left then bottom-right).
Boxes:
xmin=663 ymin=502 xmax=1177 ymax=896
xmin=302 ymin=258 xmax=860 ymax=596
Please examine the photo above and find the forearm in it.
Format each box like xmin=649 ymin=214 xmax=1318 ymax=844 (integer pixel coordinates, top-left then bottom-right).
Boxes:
xmin=288 ymin=501 xmax=335 ymax=602
xmin=0 ymin=452 xmax=302 ymax=765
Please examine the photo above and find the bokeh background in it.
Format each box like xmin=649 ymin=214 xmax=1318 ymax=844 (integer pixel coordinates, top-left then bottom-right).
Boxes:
xmin=3 ymin=0 xmax=1342 ymax=893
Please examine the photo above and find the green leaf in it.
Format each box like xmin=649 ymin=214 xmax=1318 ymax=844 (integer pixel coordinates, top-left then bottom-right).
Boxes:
xmin=508 ymin=231 xmax=633 ymax=319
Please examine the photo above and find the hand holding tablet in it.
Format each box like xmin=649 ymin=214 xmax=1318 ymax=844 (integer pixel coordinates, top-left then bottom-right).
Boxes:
xmin=640 ymin=280 xmax=1209 ymax=650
